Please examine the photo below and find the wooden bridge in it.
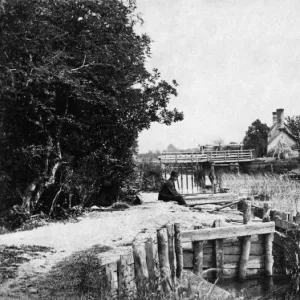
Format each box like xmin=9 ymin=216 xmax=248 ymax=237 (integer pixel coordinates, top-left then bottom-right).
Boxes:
xmin=158 ymin=149 xmax=256 ymax=164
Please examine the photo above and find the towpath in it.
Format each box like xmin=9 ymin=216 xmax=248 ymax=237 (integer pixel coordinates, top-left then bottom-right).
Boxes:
xmin=0 ymin=192 xmax=241 ymax=299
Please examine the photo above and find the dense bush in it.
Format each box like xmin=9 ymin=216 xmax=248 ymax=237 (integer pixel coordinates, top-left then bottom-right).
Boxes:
xmin=0 ymin=0 xmax=183 ymax=214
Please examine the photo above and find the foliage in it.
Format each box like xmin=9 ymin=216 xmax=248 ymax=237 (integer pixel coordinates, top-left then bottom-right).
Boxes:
xmin=243 ymin=119 xmax=269 ymax=157
xmin=286 ymin=115 xmax=300 ymax=149
xmin=141 ymin=162 xmax=163 ymax=191
xmin=0 ymin=0 xmax=183 ymax=214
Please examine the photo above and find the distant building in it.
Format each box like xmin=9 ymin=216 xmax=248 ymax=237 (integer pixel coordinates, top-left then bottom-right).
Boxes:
xmin=267 ymin=108 xmax=298 ymax=156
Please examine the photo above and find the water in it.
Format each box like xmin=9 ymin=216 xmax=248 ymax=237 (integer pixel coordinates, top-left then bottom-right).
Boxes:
xmin=163 ymin=173 xmax=211 ymax=194
xmin=218 ymin=276 xmax=299 ymax=300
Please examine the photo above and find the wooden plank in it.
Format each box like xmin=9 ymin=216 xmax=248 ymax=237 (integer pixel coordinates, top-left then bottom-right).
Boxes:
xmin=183 ymin=252 xmax=264 ymax=269
xmin=183 ymin=241 xmax=264 ymax=255
xmin=182 ymin=222 xmax=275 ymax=242
xmin=184 ymin=193 xmax=237 ymax=200
xmin=224 ymin=257 xmax=265 ymax=269
xmin=187 ymin=199 xmax=238 ymax=206
xmin=223 ymin=268 xmax=265 ymax=279
xmin=275 ymin=218 xmax=300 ymax=230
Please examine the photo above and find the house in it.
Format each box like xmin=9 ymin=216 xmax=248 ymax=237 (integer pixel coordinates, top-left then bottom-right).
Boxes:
xmin=267 ymin=108 xmax=298 ymax=157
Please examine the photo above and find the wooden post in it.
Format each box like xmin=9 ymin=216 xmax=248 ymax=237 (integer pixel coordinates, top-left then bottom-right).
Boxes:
xmin=265 ymin=233 xmax=274 ymax=276
xmin=280 ymin=212 xmax=288 ymax=221
xmin=174 ymin=223 xmax=183 ymax=280
xmin=157 ymin=228 xmax=172 ymax=293
xmin=145 ymin=237 xmax=157 ymax=285
xmin=263 ymin=202 xmax=271 ymax=222
xmin=180 ymin=164 xmax=183 ymax=193
xmin=288 ymin=210 xmax=294 ymax=222
xmin=118 ymin=252 xmax=136 ymax=297
xmin=295 ymin=212 xmax=300 ymax=224
xmin=186 ymin=164 xmax=189 ymax=192
xmin=211 ymin=163 xmax=216 ymax=194
xmin=191 ymin=165 xmax=194 ymax=192
xmin=133 ymin=243 xmax=149 ymax=292
xmin=239 ymin=200 xmax=252 ymax=281
xmin=192 ymin=225 xmax=204 ymax=277
xmin=166 ymin=224 xmax=176 ymax=287
xmin=214 ymin=219 xmax=224 ymax=281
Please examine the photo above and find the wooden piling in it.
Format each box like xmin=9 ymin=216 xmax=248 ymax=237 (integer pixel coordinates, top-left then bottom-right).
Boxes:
xmin=288 ymin=210 xmax=294 ymax=222
xmin=239 ymin=200 xmax=252 ymax=281
xmin=174 ymin=223 xmax=183 ymax=280
xmin=214 ymin=219 xmax=224 ymax=280
xmin=145 ymin=237 xmax=157 ymax=285
xmin=157 ymin=228 xmax=172 ymax=292
xmin=118 ymin=252 xmax=136 ymax=296
xmin=193 ymin=241 xmax=204 ymax=277
xmin=192 ymin=225 xmax=203 ymax=277
xmin=191 ymin=166 xmax=194 ymax=192
xmin=295 ymin=212 xmax=300 ymax=224
xmin=186 ymin=164 xmax=189 ymax=192
xmin=166 ymin=224 xmax=176 ymax=287
xmin=265 ymin=233 xmax=274 ymax=276
xmin=211 ymin=163 xmax=216 ymax=194
xmin=133 ymin=243 xmax=149 ymax=292
xmin=180 ymin=164 xmax=183 ymax=192
xmin=263 ymin=203 xmax=271 ymax=222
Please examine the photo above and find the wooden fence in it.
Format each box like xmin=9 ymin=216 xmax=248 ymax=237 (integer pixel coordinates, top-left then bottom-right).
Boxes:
xmin=181 ymin=200 xmax=275 ymax=281
xmin=103 ymin=223 xmax=183 ymax=298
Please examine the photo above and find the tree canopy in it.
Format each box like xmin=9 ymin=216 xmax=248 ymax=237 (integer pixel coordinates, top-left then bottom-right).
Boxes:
xmin=0 ymin=0 xmax=183 ymax=214
xmin=286 ymin=115 xmax=300 ymax=148
xmin=243 ymin=119 xmax=269 ymax=157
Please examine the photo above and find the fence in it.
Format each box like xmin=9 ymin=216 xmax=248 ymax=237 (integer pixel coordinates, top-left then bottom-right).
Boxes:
xmin=103 ymin=223 xmax=183 ymax=298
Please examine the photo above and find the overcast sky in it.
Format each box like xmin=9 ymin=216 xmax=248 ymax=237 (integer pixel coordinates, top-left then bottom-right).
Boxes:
xmin=136 ymin=0 xmax=300 ymax=153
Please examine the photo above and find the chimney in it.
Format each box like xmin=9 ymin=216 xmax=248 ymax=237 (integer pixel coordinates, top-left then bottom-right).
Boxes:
xmin=276 ymin=108 xmax=284 ymax=130
xmin=272 ymin=112 xmax=277 ymax=125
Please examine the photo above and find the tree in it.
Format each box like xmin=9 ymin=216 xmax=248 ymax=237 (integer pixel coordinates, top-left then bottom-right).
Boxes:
xmin=243 ymin=119 xmax=269 ymax=157
xmin=286 ymin=115 xmax=300 ymax=151
xmin=213 ymin=139 xmax=224 ymax=150
xmin=166 ymin=144 xmax=178 ymax=152
xmin=0 ymin=0 xmax=183 ymax=214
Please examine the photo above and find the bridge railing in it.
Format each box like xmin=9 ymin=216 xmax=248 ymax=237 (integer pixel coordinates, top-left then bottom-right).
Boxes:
xmin=158 ymin=149 xmax=255 ymax=163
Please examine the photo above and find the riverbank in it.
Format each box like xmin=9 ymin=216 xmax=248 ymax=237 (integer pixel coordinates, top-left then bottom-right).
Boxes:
xmin=0 ymin=192 xmax=238 ymax=299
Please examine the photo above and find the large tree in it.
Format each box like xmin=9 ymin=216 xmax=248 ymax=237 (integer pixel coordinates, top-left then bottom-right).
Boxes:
xmin=286 ymin=115 xmax=300 ymax=150
xmin=0 ymin=0 xmax=183 ymax=213
xmin=243 ymin=119 xmax=269 ymax=157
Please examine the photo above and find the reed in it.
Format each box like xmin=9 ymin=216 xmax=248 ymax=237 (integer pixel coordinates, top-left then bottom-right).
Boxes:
xmin=222 ymin=173 xmax=300 ymax=213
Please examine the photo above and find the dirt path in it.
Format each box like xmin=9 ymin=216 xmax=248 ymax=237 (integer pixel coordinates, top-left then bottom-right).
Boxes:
xmin=0 ymin=193 xmax=241 ymax=299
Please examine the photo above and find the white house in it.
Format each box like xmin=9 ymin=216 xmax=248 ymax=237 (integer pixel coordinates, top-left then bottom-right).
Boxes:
xmin=267 ymin=108 xmax=298 ymax=156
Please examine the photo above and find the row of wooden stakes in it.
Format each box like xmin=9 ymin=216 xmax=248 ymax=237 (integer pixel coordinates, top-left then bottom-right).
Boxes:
xmin=104 ymin=223 xmax=184 ymax=298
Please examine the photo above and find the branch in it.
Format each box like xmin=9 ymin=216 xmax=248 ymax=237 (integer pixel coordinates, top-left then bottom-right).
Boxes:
xmin=70 ymin=54 xmax=87 ymax=71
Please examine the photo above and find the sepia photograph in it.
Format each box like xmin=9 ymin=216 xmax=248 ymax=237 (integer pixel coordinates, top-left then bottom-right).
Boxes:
xmin=0 ymin=0 xmax=300 ymax=299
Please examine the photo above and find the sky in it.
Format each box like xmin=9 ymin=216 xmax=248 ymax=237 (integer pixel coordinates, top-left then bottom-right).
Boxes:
xmin=136 ymin=0 xmax=300 ymax=153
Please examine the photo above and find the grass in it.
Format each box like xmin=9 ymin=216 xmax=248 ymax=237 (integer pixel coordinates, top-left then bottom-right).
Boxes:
xmin=222 ymin=173 xmax=300 ymax=213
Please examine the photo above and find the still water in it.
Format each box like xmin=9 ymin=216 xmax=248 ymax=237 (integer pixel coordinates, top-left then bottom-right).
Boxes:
xmin=218 ymin=276 xmax=298 ymax=300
